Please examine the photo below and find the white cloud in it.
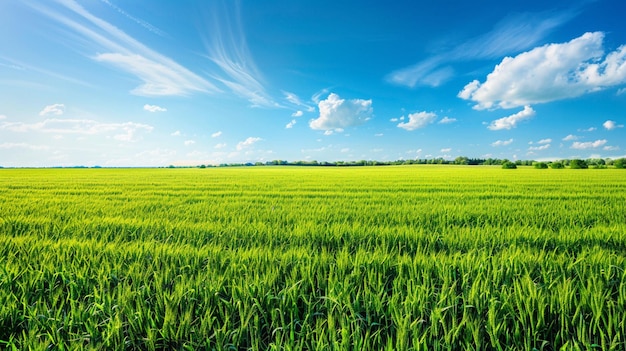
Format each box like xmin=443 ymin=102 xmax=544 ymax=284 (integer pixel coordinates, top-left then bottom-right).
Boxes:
xmin=529 ymin=144 xmax=550 ymax=151
xmin=184 ymin=140 xmax=195 ymax=146
xmin=236 ymin=137 xmax=262 ymax=150
xmin=604 ymin=145 xmax=620 ymax=151
xmin=214 ymin=143 xmax=227 ymax=149
xmin=32 ymin=1 xmax=218 ymax=97
xmin=579 ymin=127 xmax=597 ymax=132
xmin=440 ymin=148 xmax=452 ymax=153
xmin=143 ymin=104 xmax=166 ymax=112
xmin=211 ymin=131 xmax=222 ymax=138
xmin=487 ymin=105 xmax=535 ymax=130
xmin=1 ymin=118 xmax=153 ymax=141
xmin=100 ymin=0 xmax=166 ymax=37
xmin=0 ymin=115 xmax=6 ymax=120
xmin=39 ymin=104 xmax=65 ymax=116
xmin=603 ymin=120 xmax=624 ymax=130
xmin=0 ymin=142 xmax=50 ymax=151
xmin=283 ymin=92 xmax=314 ymax=112
xmin=491 ymin=138 xmax=514 ymax=147
xmin=286 ymin=120 xmax=296 ymax=129
xmin=438 ymin=117 xmax=457 ymax=124
xmin=309 ymin=93 xmax=373 ymax=131
xmin=291 ymin=110 xmax=303 ymax=117
xmin=537 ymin=138 xmax=552 ymax=144
xmin=618 ymin=87 xmax=626 ymax=95
xmin=171 ymin=130 xmax=181 ymax=136
xmin=201 ymin=2 xmax=277 ymax=107
xmin=562 ymin=134 xmax=578 ymax=141
xmin=375 ymin=133 xmax=383 ymax=137
xmin=571 ymin=139 xmax=607 ymax=149
xmin=388 ymin=10 xmax=575 ymax=88
xmin=397 ymin=111 xmax=437 ymax=131
xmin=459 ymin=32 xmax=626 ymax=109
xmin=96 ymin=53 xmax=214 ymax=96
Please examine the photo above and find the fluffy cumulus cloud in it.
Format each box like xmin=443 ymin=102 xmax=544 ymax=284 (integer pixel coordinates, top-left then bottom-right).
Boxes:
xmin=292 ymin=110 xmax=303 ymax=117
xmin=397 ymin=111 xmax=437 ymax=131
xmin=603 ymin=120 xmax=624 ymax=130
xmin=144 ymin=104 xmax=167 ymax=112
xmin=459 ymin=32 xmax=626 ymax=109
xmin=309 ymin=93 xmax=372 ymax=131
xmin=571 ymin=139 xmax=607 ymax=149
xmin=438 ymin=117 xmax=457 ymax=124
xmin=286 ymin=120 xmax=296 ymax=129
xmin=491 ymin=138 xmax=514 ymax=147
xmin=211 ymin=131 xmax=222 ymax=138
xmin=529 ymin=144 xmax=550 ymax=151
xmin=39 ymin=104 xmax=65 ymax=116
xmin=487 ymin=106 xmax=535 ymax=130
xmin=537 ymin=138 xmax=552 ymax=144
xmin=236 ymin=137 xmax=261 ymax=150
xmin=563 ymin=134 xmax=578 ymax=141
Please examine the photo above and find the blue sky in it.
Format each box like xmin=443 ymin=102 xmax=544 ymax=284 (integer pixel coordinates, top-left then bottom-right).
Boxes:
xmin=1 ymin=0 xmax=625 ymax=167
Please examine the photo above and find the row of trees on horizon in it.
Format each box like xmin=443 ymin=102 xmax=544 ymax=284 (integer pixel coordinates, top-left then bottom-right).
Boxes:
xmin=196 ymin=157 xmax=626 ymax=169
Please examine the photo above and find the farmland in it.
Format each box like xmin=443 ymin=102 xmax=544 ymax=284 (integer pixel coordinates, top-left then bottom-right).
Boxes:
xmin=1 ymin=166 xmax=625 ymax=350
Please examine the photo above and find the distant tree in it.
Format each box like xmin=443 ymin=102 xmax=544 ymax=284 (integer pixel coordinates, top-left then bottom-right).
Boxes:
xmin=502 ymin=161 xmax=517 ymax=169
xmin=454 ymin=156 xmax=469 ymax=165
xmin=533 ymin=162 xmax=548 ymax=169
xmin=570 ymin=159 xmax=588 ymax=169
xmin=614 ymin=158 xmax=625 ymax=169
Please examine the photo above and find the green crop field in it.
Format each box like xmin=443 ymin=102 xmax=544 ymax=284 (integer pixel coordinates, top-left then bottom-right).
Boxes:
xmin=1 ymin=166 xmax=625 ymax=350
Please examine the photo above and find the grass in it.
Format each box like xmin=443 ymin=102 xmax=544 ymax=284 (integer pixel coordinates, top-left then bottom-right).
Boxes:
xmin=0 ymin=166 xmax=625 ymax=350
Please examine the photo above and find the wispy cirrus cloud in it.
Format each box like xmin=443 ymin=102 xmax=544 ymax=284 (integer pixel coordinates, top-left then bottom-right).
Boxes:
xmin=99 ymin=0 xmax=167 ymax=37
xmin=0 ymin=142 xmax=50 ymax=151
xmin=200 ymin=0 xmax=277 ymax=108
xmin=39 ymin=103 xmax=65 ymax=116
xmin=283 ymin=91 xmax=315 ymax=112
xmin=1 ymin=118 xmax=153 ymax=142
xmin=27 ymin=0 xmax=218 ymax=97
xmin=388 ymin=9 xmax=576 ymax=87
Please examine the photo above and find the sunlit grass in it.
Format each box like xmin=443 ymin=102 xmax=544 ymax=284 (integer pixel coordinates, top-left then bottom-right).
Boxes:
xmin=1 ymin=166 xmax=625 ymax=349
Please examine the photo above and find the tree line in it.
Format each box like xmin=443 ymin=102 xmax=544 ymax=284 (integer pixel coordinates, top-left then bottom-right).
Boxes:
xmin=188 ymin=157 xmax=626 ymax=169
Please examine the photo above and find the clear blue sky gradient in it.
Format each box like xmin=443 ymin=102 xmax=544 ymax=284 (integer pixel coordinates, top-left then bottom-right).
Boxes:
xmin=1 ymin=0 xmax=625 ymax=166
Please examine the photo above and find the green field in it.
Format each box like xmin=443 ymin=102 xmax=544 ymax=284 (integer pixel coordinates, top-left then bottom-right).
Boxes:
xmin=1 ymin=166 xmax=625 ymax=350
